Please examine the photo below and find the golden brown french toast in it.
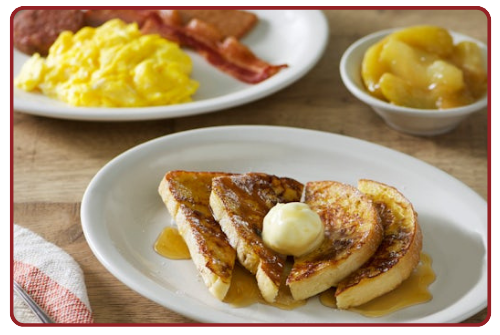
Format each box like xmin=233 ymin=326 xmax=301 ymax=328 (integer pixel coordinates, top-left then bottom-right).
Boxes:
xmin=158 ymin=170 xmax=236 ymax=301
xmin=335 ymin=179 xmax=422 ymax=309
xmin=286 ymin=181 xmax=384 ymax=301
xmin=209 ymin=173 xmax=304 ymax=303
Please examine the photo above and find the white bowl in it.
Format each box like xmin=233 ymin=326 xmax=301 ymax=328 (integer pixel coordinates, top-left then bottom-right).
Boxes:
xmin=340 ymin=28 xmax=488 ymax=136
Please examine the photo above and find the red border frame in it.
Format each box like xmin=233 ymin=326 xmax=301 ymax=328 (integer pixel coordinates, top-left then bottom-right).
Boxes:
xmin=10 ymin=5 xmax=491 ymax=327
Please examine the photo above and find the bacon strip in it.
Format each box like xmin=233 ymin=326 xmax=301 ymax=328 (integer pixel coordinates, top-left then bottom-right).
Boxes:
xmin=84 ymin=10 xmax=287 ymax=84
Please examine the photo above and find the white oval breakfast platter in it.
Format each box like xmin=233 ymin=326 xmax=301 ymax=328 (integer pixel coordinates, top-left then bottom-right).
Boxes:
xmin=12 ymin=10 xmax=328 ymax=121
xmin=81 ymin=125 xmax=487 ymax=324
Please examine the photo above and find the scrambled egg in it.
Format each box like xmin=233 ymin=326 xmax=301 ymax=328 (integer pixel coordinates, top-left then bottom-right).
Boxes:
xmin=15 ymin=19 xmax=199 ymax=107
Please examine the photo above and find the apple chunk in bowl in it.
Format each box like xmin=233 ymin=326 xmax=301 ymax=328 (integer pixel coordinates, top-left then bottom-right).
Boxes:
xmin=340 ymin=26 xmax=488 ymax=136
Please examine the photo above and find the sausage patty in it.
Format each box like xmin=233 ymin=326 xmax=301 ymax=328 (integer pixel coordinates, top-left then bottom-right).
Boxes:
xmin=13 ymin=10 xmax=85 ymax=56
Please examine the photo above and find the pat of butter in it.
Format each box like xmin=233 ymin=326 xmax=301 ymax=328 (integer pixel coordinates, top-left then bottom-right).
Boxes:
xmin=262 ymin=202 xmax=324 ymax=257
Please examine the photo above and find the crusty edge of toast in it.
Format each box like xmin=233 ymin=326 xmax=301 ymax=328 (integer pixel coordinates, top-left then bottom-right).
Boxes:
xmin=288 ymin=224 xmax=383 ymax=301
xmin=287 ymin=180 xmax=384 ymax=301
xmin=334 ymin=179 xmax=423 ymax=309
xmin=209 ymin=189 xmax=279 ymax=303
xmin=335 ymin=223 xmax=422 ymax=309
xmin=158 ymin=177 xmax=232 ymax=301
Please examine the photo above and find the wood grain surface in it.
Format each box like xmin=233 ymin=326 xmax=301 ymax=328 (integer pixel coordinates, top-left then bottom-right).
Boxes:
xmin=12 ymin=9 xmax=489 ymax=324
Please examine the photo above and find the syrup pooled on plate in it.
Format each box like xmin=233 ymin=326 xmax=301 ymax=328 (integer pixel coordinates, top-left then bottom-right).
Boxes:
xmin=222 ymin=263 xmax=263 ymax=307
xmin=154 ymin=226 xmax=191 ymax=259
xmin=224 ymin=260 xmax=307 ymax=310
xmin=155 ymin=227 xmax=435 ymax=315
xmin=319 ymin=252 xmax=435 ymax=317
xmin=154 ymin=227 xmax=305 ymax=309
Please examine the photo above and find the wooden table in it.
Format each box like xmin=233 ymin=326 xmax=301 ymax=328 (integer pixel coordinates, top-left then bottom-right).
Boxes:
xmin=12 ymin=9 xmax=489 ymax=324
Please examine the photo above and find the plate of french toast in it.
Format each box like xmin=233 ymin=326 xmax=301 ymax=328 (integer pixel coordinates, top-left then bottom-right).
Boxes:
xmin=13 ymin=10 xmax=328 ymax=121
xmin=81 ymin=126 xmax=487 ymax=323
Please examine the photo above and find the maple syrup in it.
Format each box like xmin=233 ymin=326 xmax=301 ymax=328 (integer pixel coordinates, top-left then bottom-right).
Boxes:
xmin=319 ymin=253 xmax=435 ymax=317
xmin=224 ymin=261 xmax=307 ymax=310
xmin=155 ymin=227 xmax=435 ymax=316
xmin=319 ymin=288 xmax=338 ymax=308
xmin=223 ymin=263 xmax=263 ymax=307
xmin=154 ymin=227 xmax=191 ymax=259
xmin=154 ymin=227 xmax=305 ymax=309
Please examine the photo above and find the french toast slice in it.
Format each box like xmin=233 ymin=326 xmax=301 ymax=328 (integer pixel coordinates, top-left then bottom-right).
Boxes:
xmin=335 ymin=179 xmax=422 ymax=309
xmin=158 ymin=170 xmax=236 ymax=301
xmin=286 ymin=181 xmax=384 ymax=301
xmin=209 ymin=173 xmax=304 ymax=303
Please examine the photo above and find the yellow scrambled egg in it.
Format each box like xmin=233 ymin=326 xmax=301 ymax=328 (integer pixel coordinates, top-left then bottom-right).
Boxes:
xmin=14 ymin=19 xmax=199 ymax=107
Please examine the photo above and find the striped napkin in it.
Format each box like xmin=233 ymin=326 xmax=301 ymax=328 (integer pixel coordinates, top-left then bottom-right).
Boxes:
xmin=13 ymin=224 xmax=93 ymax=324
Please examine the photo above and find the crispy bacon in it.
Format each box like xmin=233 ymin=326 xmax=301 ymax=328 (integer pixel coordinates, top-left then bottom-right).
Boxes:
xmin=84 ymin=10 xmax=287 ymax=84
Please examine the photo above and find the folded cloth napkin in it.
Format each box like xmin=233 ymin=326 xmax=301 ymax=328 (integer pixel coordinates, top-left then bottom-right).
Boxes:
xmin=13 ymin=224 xmax=94 ymax=323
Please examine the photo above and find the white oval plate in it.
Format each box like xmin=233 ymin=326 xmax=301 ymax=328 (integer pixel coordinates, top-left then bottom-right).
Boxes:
xmin=81 ymin=126 xmax=487 ymax=323
xmin=13 ymin=10 xmax=328 ymax=121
